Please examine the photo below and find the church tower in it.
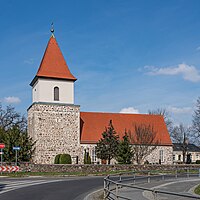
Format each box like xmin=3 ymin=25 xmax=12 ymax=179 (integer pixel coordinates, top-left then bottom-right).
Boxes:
xmin=28 ymin=30 xmax=82 ymax=164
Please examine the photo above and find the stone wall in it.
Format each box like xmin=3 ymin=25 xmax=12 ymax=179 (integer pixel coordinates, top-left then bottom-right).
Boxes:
xmin=20 ymin=163 xmax=200 ymax=173
xmin=146 ymin=146 xmax=173 ymax=164
xmin=28 ymin=103 xmax=82 ymax=164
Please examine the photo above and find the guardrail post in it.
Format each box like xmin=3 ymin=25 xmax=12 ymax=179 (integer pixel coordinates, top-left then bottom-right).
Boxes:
xmin=148 ymin=172 xmax=150 ymax=183
xmin=104 ymin=178 xmax=106 ymax=199
xmin=175 ymin=169 xmax=177 ymax=179
xmin=187 ymin=168 xmax=189 ymax=178
xmin=152 ymin=189 xmax=157 ymax=200
xmin=107 ymin=175 xmax=110 ymax=192
xmin=162 ymin=174 xmax=164 ymax=181
xmin=119 ymin=173 xmax=122 ymax=182
xmin=133 ymin=172 xmax=135 ymax=185
xmin=116 ymin=183 xmax=119 ymax=199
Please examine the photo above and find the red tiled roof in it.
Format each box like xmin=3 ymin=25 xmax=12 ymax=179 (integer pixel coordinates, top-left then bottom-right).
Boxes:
xmin=30 ymin=34 xmax=76 ymax=86
xmin=80 ymin=112 xmax=172 ymax=146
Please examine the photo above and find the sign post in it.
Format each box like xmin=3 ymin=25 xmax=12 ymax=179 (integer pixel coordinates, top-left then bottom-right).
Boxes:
xmin=13 ymin=147 xmax=20 ymax=166
xmin=0 ymin=144 xmax=5 ymax=166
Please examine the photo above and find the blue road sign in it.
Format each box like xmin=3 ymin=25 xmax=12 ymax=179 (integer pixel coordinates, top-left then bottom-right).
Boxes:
xmin=13 ymin=147 xmax=20 ymax=151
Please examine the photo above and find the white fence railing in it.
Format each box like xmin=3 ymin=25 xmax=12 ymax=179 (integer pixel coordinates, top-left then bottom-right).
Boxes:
xmin=104 ymin=168 xmax=200 ymax=199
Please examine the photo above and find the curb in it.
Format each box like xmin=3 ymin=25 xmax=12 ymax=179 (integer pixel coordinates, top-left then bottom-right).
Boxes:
xmin=84 ymin=189 xmax=104 ymax=200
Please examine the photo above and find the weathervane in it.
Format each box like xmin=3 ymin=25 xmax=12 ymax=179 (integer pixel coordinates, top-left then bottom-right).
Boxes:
xmin=50 ymin=22 xmax=54 ymax=34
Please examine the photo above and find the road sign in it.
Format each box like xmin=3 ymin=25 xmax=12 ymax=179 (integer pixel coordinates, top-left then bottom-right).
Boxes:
xmin=13 ymin=147 xmax=20 ymax=151
xmin=0 ymin=144 xmax=5 ymax=149
xmin=0 ymin=166 xmax=19 ymax=172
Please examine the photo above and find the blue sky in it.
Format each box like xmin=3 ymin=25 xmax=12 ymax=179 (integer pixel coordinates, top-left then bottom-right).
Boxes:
xmin=0 ymin=0 xmax=200 ymax=126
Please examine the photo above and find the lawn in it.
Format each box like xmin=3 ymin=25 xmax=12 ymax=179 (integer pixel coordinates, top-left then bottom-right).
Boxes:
xmin=194 ymin=184 xmax=200 ymax=195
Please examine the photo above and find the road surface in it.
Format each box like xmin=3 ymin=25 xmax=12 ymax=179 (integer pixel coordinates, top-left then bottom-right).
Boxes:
xmin=0 ymin=176 xmax=104 ymax=200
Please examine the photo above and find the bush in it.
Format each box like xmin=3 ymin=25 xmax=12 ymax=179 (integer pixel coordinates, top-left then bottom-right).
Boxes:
xmin=84 ymin=151 xmax=91 ymax=164
xmin=196 ymin=160 xmax=200 ymax=164
xmin=84 ymin=155 xmax=91 ymax=164
xmin=54 ymin=154 xmax=62 ymax=164
xmin=59 ymin=154 xmax=72 ymax=164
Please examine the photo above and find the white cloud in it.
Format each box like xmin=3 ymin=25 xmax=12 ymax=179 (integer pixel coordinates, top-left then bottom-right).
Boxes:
xmin=4 ymin=97 xmax=21 ymax=104
xmin=167 ymin=106 xmax=192 ymax=114
xmin=24 ymin=58 xmax=34 ymax=65
xmin=144 ymin=63 xmax=200 ymax=82
xmin=119 ymin=107 xmax=139 ymax=114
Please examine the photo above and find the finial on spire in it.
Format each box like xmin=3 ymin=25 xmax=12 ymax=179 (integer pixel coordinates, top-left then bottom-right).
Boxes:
xmin=50 ymin=22 xmax=54 ymax=34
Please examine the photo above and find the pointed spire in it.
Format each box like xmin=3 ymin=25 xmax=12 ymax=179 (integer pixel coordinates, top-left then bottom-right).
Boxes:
xmin=30 ymin=30 xmax=76 ymax=86
xmin=50 ymin=22 xmax=55 ymax=38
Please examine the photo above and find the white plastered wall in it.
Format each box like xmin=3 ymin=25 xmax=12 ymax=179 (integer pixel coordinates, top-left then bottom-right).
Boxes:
xmin=32 ymin=78 xmax=74 ymax=104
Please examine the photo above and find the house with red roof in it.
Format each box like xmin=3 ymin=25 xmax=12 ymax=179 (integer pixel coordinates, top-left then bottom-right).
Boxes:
xmin=28 ymin=30 xmax=173 ymax=165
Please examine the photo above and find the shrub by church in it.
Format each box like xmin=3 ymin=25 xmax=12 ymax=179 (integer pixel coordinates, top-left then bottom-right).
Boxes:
xmin=28 ymin=32 xmax=173 ymax=165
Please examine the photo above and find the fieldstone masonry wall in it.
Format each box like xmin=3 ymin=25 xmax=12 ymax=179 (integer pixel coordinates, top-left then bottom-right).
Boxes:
xmin=20 ymin=163 xmax=200 ymax=173
xmin=82 ymin=144 xmax=173 ymax=165
xmin=28 ymin=103 xmax=83 ymax=164
xmin=146 ymin=146 xmax=173 ymax=164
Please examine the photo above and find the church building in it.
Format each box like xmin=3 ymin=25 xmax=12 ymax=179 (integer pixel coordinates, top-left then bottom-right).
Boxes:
xmin=28 ymin=31 xmax=173 ymax=165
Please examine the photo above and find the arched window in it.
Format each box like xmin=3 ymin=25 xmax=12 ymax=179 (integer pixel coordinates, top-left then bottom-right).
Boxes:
xmin=54 ymin=87 xmax=59 ymax=101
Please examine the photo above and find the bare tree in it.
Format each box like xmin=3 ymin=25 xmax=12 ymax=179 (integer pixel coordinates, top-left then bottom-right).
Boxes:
xmin=171 ymin=124 xmax=190 ymax=143
xmin=0 ymin=103 xmax=26 ymax=131
xmin=192 ymin=97 xmax=200 ymax=142
xmin=172 ymin=124 xmax=190 ymax=163
xmin=148 ymin=108 xmax=173 ymax=135
xmin=129 ymin=124 xmax=159 ymax=164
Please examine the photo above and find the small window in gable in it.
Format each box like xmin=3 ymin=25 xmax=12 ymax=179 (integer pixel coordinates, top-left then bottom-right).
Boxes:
xmin=54 ymin=87 xmax=59 ymax=101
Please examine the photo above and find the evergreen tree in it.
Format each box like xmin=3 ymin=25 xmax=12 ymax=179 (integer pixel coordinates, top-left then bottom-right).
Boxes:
xmin=96 ymin=120 xmax=119 ymax=164
xmin=84 ymin=149 xmax=91 ymax=164
xmin=117 ymin=131 xmax=132 ymax=164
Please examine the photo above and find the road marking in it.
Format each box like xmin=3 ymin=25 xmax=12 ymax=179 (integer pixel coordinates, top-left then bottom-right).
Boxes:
xmin=0 ymin=179 xmax=63 ymax=195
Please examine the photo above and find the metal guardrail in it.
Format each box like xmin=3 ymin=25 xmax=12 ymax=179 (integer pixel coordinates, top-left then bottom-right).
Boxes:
xmin=104 ymin=168 xmax=200 ymax=199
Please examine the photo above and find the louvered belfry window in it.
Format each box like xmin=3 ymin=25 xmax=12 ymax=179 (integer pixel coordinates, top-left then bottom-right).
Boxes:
xmin=54 ymin=87 xmax=59 ymax=101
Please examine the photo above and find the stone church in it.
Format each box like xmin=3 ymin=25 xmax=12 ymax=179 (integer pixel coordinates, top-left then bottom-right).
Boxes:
xmin=28 ymin=31 xmax=173 ymax=165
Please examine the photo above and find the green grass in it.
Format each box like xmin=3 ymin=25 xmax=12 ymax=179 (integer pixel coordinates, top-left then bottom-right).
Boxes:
xmin=0 ymin=171 xmax=87 ymax=177
xmin=1 ymin=168 xmax=199 ymax=178
xmin=194 ymin=184 xmax=200 ymax=195
xmin=0 ymin=169 xmax=132 ymax=177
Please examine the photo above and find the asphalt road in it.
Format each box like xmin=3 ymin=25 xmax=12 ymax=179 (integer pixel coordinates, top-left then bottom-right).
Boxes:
xmin=0 ymin=176 xmax=104 ymax=200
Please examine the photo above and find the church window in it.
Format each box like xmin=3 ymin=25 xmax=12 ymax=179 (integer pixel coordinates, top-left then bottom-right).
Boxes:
xmin=92 ymin=148 xmax=97 ymax=163
xmin=159 ymin=150 xmax=164 ymax=162
xmin=54 ymin=87 xmax=59 ymax=101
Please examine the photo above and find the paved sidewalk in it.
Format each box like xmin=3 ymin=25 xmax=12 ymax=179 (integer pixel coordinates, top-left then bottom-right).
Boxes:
xmin=118 ymin=178 xmax=200 ymax=200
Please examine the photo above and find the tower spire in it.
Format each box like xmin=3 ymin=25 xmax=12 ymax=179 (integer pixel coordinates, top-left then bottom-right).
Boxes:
xmin=50 ymin=22 xmax=55 ymax=37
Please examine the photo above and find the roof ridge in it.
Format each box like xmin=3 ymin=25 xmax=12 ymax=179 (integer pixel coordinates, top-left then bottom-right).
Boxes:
xmin=80 ymin=111 xmax=163 ymax=117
